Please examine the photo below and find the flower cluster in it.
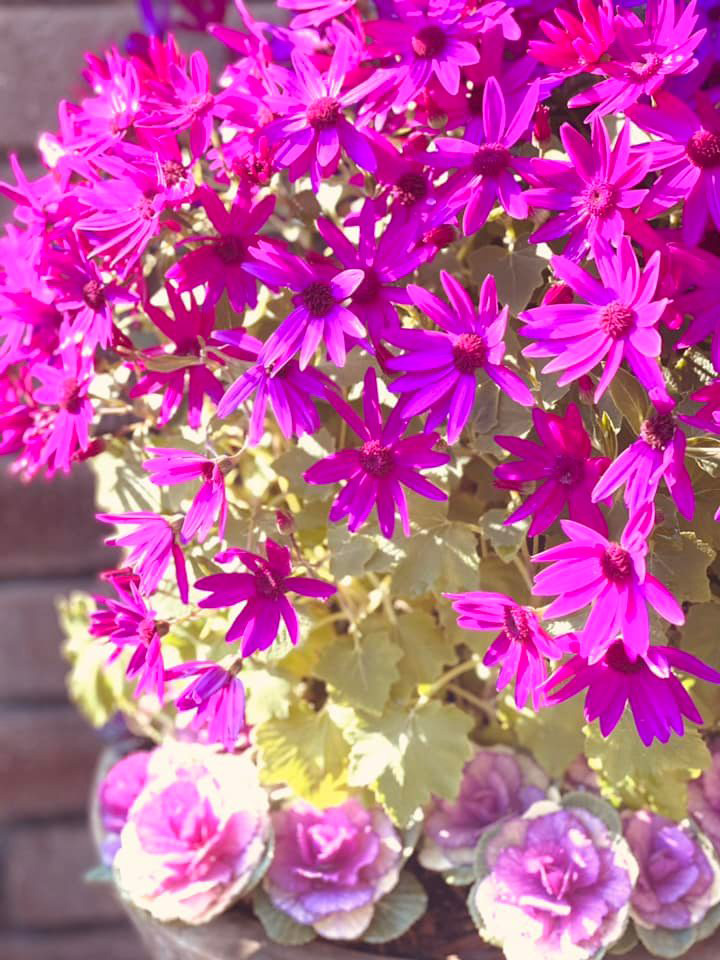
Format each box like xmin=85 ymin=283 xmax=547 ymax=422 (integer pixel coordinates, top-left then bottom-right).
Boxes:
xmin=7 ymin=0 xmax=720 ymax=952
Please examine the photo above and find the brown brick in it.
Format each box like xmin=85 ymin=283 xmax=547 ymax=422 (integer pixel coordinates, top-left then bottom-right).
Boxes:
xmin=0 ymin=459 xmax=111 ymax=578
xmin=0 ymin=927 xmax=143 ymax=960
xmin=6 ymin=822 xmax=124 ymax=927
xmin=0 ymin=705 xmax=99 ymax=819
xmin=0 ymin=579 xmax=98 ymax=701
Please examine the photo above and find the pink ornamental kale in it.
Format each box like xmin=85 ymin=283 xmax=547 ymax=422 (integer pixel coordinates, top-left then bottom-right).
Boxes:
xmin=264 ymin=798 xmax=403 ymax=939
xmin=195 ymin=539 xmax=336 ymax=655
xmin=304 ymin=367 xmax=450 ymax=538
xmin=445 ymin=592 xmax=563 ymax=709
xmin=543 ymin=637 xmax=720 ymax=745
xmin=387 ymin=272 xmax=533 ymax=445
xmin=532 ymin=504 xmax=684 ymax=660
xmin=520 ymin=238 xmax=669 ymax=403
xmin=495 ymin=404 xmax=611 ymax=537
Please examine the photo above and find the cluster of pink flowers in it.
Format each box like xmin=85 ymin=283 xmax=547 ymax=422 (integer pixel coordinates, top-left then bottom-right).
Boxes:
xmin=1 ymin=0 xmax=719 ymax=757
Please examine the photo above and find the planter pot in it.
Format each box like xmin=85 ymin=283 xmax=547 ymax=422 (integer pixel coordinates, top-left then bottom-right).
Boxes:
xmin=91 ymin=748 xmax=720 ymax=960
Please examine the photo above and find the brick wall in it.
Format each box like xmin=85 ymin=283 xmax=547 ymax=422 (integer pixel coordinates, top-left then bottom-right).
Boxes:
xmin=0 ymin=2 xmax=255 ymax=957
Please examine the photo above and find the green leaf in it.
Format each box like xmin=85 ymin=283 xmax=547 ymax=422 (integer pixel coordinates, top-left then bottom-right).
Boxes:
xmin=606 ymin=367 xmax=649 ymax=434
xmin=84 ymin=865 xmax=114 ymax=886
xmin=671 ymin=603 xmax=720 ymax=728
xmin=635 ymin=924 xmax=697 ymax=959
xmin=563 ymin=791 xmax=622 ymax=835
xmin=345 ymin=701 xmax=474 ymax=826
xmin=242 ymin=668 xmax=292 ymax=726
xmin=327 ymin=523 xmax=377 ymax=580
xmin=502 ymin=697 xmax=586 ymax=780
xmin=315 ymin=631 xmax=403 ymax=715
xmin=362 ymin=872 xmax=428 ymax=944
xmin=273 ymin=428 xmax=335 ymax=501
xmin=392 ymin=533 xmax=442 ymax=596
xmin=468 ymin=244 xmax=548 ymax=315
xmin=477 ymin=508 xmax=529 ymax=563
xmin=584 ymin=715 xmax=712 ymax=820
xmin=393 ymin=610 xmax=456 ymax=691
xmin=651 ymin=529 xmax=716 ymax=604
xmin=254 ymin=703 xmax=351 ymax=807
xmin=608 ymin=923 xmax=639 ymax=955
xmin=252 ymin=888 xmax=316 ymax=946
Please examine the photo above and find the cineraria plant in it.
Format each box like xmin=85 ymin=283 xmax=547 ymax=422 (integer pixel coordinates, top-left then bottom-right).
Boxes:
xmin=3 ymin=0 xmax=720 ymax=957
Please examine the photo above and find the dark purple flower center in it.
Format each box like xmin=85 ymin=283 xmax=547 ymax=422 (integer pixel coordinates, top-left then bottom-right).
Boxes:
xmin=599 ymin=301 xmax=634 ymax=339
xmin=453 ymin=332 xmax=488 ymax=373
xmin=411 ymin=25 xmax=447 ymax=59
xmin=353 ymin=268 xmax=382 ymax=304
xmin=162 ymin=160 xmax=186 ymax=187
xmin=60 ymin=378 xmax=84 ymax=414
xmin=138 ymin=617 xmax=157 ymax=645
xmin=175 ymin=338 xmax=200 ymax=356
xmin=201 ymin=462 xmax=215 ymax=480
xmin=605 ymin=640 xmax=643 ymax=673
xmin=393 ymin=172 xmax=428 ymax=206
xmin=687 ymin=129 xmax=720 ymax=169
xmin=137 ymin=195 xmax=158 ymax=221
xmin=189 ymin=92 xmax=214 ymax=115
xmin=302 ymin=281 xmax=336 ymax=317
xmin=600 ymin=543 xmax=633 ymax=584
xmin=307 ymin=96 xmax=342 ymax=129
xmin=641 ymin=412 xmax=676 ymax=450
xmin=630 ymin=53 xmax=664 ymax=80
xmin=582 ymin=179 xmax=618 ymax=217
xmin=82 ymin=279 xmax=106 ymax=311
xmin=503 ymin=605 xmax=534 ymax=644
xmin=473 ymin=143 xmax=511 ymax=177
xmin=216 ymin=235 xmax=245 ymax=264
xmin=359 ymin=439 xmax=395 ymax=477
xmin=255 ymin=569 xmax=283 ymax=599
xmin=553 ymin=454 xmax=584 ymax=487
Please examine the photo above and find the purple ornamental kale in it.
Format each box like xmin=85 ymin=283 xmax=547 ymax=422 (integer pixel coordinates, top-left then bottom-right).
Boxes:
xmin=445 ymin=592 xmax=563 ymax=709
xmin=520 ymin=238 xmax=669 ymax=402
xmin=303 ymin=367 xmax=450 ymax=539
xmin=532 ymin=503 xmax=684 ymax=661
xmin=495 ymin=404 xmax=611 ymax=537
xmin=143 ymin=446 xmax=230 ymax=544
xmin=525 ymin=117 xmax=651 ymax=261
xmin=544 ymin=636 xmax=720 ymax=745
xmin=386 ymin=271 xmax=533 ymax=444
xmin=97 ymin=511 xmax=189 ymax=602
xmin=195 ymin=539 xmax=336 ymax=655
xmin=246 ymin=242 xmax=365 ymax=371
xmin=427 ymin=76 xmax=539 ymax=234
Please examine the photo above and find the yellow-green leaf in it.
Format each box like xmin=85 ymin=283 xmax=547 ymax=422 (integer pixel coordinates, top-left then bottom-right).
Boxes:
xmin=315 ymin=631 xmax=403 ymax=715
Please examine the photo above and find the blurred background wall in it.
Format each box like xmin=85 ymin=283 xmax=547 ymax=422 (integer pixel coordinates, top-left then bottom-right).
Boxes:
xmin=0 ymin=2 xmax=266 ymax=956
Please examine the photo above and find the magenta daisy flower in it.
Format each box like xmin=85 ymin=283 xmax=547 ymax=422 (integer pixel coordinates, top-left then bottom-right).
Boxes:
xmin=543 ymin=637 xmax=720 ymax=746
xmin=215 ymin=331 xmax=334 ymax=446
xmin=532 ymin=504 xmax=684 ymax=661
xmin=592 ymin=397 xmax=694 ymax=521
xmin=246 ymin=243 xmax=365 ymax=371
xmin=529 ymin=0 xmax=617 ymax=78
xmin=32 ymin=341 xmax=94 ymax=474
xmin=520 ymin=238 xmax=669 ymax=402
xmin=168 ymin=661 xmax=247 ymax=752
xmin=144 ymin=51 xmax=216 ymax=157
xmin=90 ymin=578 xmax=167 ymax=703
xmin=495 ymin=404 xmax=611 ymax=537
xmin=363 ymin=0 xmax=481 ymax=108
xmin=629 ymin=92 xmax=720 ymax=246
xmin=445 ymin=592 xmax=564 ymax=709
xmin=143 ymin=446 xmax=230 ymax=544
xmin=195 ymin=538 xmax=336 ymax=655
xmin=386 ymin=271 xmax=533 ymax=444
xmin=264 ymin=37 xmax=377 ymax=189
xmin=569 ymin=0 xmax=704 ymax=120
xmin=427 ymin=76 xmax=539 ymax=234
xmin=667 ymin=245 xmax=720 ymax=371
xmin=524 ymin=117 xmax=651 ymax=261
xmin=167 ymin=189 xmax=274 ymax=313
xmin=303 ymin=367 xmax=451 ymax=539
xmin=681 ymin=382 xmax=720 ymax=435
xmin=97 ymin=511 xmax=189 ymax=602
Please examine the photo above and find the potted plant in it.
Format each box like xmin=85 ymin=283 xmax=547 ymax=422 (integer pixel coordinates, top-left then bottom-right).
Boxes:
xmin=2 ymin=0 xmax=720 ymax=957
